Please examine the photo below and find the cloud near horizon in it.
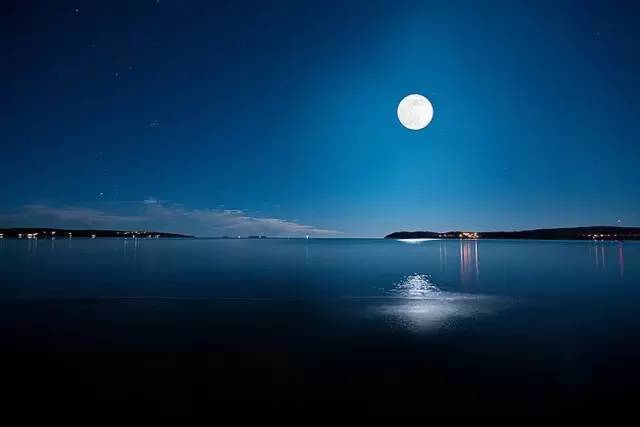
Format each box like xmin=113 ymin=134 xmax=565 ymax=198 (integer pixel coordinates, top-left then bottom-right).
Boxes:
xmin=0 ymin=201 xmax=339 ymax=237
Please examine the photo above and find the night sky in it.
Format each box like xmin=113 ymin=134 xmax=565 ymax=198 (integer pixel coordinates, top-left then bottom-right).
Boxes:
xmin=3 ymin=0 xmax=639 ymax=237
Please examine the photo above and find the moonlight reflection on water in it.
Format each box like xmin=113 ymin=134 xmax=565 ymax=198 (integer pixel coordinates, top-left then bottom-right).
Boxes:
xmin=378 ymin=274 xmax=505 ymax=332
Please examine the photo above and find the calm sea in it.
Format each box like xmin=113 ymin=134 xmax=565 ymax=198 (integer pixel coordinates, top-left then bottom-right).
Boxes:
xmin=2 ymin=238 xmax=639 ymax=409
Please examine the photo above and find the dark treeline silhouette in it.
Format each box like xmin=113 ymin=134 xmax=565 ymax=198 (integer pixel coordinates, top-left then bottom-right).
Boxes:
xmin=0 ymin=227 xmax=191 ymax=238
xmin=385 ymin=226 xmax=640 ymax=240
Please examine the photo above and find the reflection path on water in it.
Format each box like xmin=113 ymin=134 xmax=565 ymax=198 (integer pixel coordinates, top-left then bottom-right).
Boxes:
xmin=378 ymin=273 xmax=505 ymax=333
xmin=437 ymin=240 xmax=480 ymax=287
xmin=592 ymin=241 xmax=626 ymax=277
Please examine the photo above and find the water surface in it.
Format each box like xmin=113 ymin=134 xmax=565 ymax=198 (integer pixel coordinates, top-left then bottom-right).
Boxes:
xmin=2 ymin=238 xmax=638 ymax=408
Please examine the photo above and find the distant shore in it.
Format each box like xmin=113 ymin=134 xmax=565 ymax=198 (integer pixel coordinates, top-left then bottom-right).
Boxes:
xmin=0 ymin=228 xmax=192 ymax=239
xmin=3 ymin=226 xmax=639 ymax=241
xmin=385 ymin=226 xmax=640 ymax=241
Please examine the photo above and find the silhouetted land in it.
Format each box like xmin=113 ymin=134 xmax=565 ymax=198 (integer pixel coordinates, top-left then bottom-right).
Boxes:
xmin=385 ymin=226 xmax=640 ymax=240
xmin=0 ymin=227 xmax=191 ymax=238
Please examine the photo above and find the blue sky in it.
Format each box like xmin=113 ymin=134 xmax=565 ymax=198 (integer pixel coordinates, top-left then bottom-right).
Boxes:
xmin=3 ymin=0 xmax=639 ymax=236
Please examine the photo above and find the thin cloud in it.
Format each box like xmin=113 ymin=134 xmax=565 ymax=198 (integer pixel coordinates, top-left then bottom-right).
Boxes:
xmin=141 ymin=200 xmax=339 ymax=237
xmin=4 ymin=204 xmax=145 ymax=225
xmin=1 ymin=201 xmax=340 ymax=237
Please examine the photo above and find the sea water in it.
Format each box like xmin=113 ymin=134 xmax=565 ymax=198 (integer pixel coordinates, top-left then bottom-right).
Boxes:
xmin=1 ymin=238 xmax=639 ymax=407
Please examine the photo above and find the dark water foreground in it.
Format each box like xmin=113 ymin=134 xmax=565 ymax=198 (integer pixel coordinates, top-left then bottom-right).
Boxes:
xmin=1 ymin=238 xmax=639 ymax=411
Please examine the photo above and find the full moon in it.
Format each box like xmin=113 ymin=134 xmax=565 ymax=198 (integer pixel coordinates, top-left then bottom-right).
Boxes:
xmin=397 ymin=94 xmax=434 ymax=130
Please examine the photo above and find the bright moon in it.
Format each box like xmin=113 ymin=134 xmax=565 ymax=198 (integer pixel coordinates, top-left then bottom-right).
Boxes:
xmin=397 ymin=94 xmax=434 ymax=130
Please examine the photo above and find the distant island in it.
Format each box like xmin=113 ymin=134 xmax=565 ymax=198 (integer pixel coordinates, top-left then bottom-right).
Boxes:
xmin=0 ymin=228 xmax=192 ymax=239
xmin=385 ymin=226 xmax=640 ymax=241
